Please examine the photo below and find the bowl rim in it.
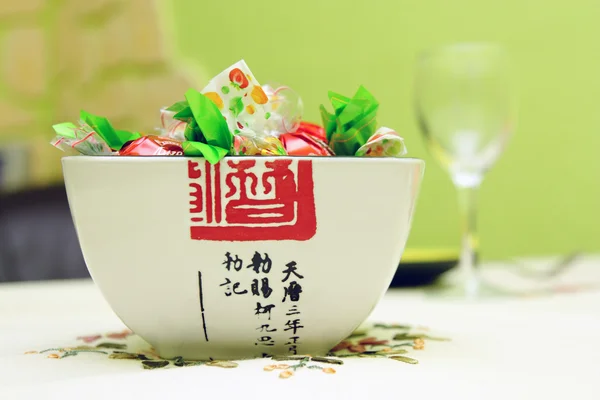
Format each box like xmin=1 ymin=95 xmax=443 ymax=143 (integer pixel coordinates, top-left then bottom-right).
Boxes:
xmin=62 ymin=155 xmax=426 ymax=164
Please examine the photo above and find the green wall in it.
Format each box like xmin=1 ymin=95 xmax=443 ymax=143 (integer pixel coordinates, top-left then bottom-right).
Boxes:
xmin=160 ymin=0 xmax=600 ymax=259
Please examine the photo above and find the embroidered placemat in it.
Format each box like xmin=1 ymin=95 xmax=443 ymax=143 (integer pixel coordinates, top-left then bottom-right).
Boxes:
xmin=24 ymin=323 xmax=450 ymax=379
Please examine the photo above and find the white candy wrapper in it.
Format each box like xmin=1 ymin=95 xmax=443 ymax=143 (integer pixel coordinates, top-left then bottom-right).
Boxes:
xmin=355 ymin=127 xmax=407 ymax=157
xmin=199 ymin=60 xmax=272 ymax=136
xmin=262 ymin=83 xmax=303 ymax=136
xmin=51 ymin=121 xmax=113 ymax=156
xmin=159 ymin=107 xmax=187 ymax=142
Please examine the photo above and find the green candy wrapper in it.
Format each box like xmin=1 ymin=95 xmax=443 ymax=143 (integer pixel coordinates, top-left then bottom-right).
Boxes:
xmin=53 ymin=122 xmax=78 ymax=138
xmin=80 ymin=110 xmax=141 ymax=150
xmin=185 ymin=89 xmax=232 ymax=151
xmin=167 ymin=89 xmax=233 ymax=164
xmin=320 ymin=86 xmax=380 ymax=156
xmin=182 ymin=141 xmax=229 ymax=161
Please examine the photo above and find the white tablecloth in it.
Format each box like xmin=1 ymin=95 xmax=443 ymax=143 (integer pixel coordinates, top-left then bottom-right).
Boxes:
xmin=1 ymin=256 xmax=600 ymax=399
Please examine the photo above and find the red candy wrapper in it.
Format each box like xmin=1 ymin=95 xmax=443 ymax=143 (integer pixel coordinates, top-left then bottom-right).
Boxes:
xmin=294 ymin=121 xmax=327 ymax=142
xmin=280 ymin=132 xmax=334 ymax=156
xmin=279 ymin=121 xmax=333 ymax=156
xmin=118 ymin=135 xmax=183 ymax=156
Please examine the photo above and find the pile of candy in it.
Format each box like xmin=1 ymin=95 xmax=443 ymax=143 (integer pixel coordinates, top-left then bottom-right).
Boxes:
xmin=51 ymin=60 xmax=407 ymax=164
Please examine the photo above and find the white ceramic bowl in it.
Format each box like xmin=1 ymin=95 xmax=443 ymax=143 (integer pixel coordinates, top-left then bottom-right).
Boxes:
xmin=63 ymin=156 xmax=424 ymax=360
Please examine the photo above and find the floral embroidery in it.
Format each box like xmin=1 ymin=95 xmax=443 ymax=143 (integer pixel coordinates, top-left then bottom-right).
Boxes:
xmin=106 ymin=330 xmax=133 ymax=340
xmin=25 ymin=323 xmax=449 ymax=377
xmin=76 ymin=335 xmax=102 ymax=343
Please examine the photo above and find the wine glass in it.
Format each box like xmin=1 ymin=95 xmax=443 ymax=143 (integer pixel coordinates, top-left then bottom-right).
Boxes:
xmin=414 ymin=43 xmax=517 ymax=298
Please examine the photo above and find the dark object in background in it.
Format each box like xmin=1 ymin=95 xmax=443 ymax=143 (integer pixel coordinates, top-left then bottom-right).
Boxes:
xmin=0 ymin=185 xmax=89 ymax=282
xmin=390 ymin=248 xmax=459 ymax=287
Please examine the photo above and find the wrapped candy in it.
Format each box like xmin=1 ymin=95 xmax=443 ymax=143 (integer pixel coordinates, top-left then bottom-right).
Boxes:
xmin=79 ymin=111 xmax=141 ymax=150
xmin=51 ymin=61 xmax=411 ymax=162
xmin=200 ymin=60 xmax=272 ymax=136
xmin=51 ymin=121 xmax=113 ymax=156
xmin=262 ymin=83 xmax=303 ymax=136
xmin=166 ymin=89 xmax=232 ymax=163
xmin=320 ymin=85 xmax=408 ymax=158
xmin=280 ymin=122 xmax=334 ymax=156
xmin=232 ymin=134 xmax=287 ymax=156
xmin=320 ymin=85 xmax=379 ymax=156
xmin=294 ymin=121 xmax=327 ymax=142
xmin=280 ymin=133 xmax=334 ymax=156
xmin=164 ymin=60 xmax=279 ymax=164
xmin=51 ymin=111 xmax=141 ymax=155
xmin=159 ymin=107 xmax=186 ymax=142
xmin=355 ymin=127 xmax=407 ymax=157
xmin=118 ymin=135 xmax=183 ymax=156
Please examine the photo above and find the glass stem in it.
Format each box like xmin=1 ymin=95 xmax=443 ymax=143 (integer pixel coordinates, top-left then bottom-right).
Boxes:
xmin=456 ymin=183 xmax=480 ymax=298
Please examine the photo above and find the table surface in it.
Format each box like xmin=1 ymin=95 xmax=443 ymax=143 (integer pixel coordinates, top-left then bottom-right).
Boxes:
xmin=1 ymin=255 xmax=600 ymax=399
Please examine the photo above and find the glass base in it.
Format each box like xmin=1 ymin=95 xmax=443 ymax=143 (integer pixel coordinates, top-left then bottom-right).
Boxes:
xmin=424 ymin=277 xmax=514 ymax=300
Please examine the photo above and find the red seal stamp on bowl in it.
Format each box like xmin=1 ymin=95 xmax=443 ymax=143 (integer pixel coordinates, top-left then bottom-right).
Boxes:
xmin=187 ymin=158 xmax=317 ymax=241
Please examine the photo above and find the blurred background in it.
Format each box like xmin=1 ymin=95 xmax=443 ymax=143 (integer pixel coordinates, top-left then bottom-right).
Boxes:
xmin=0 ymin=0 xmax=599 ymax=282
